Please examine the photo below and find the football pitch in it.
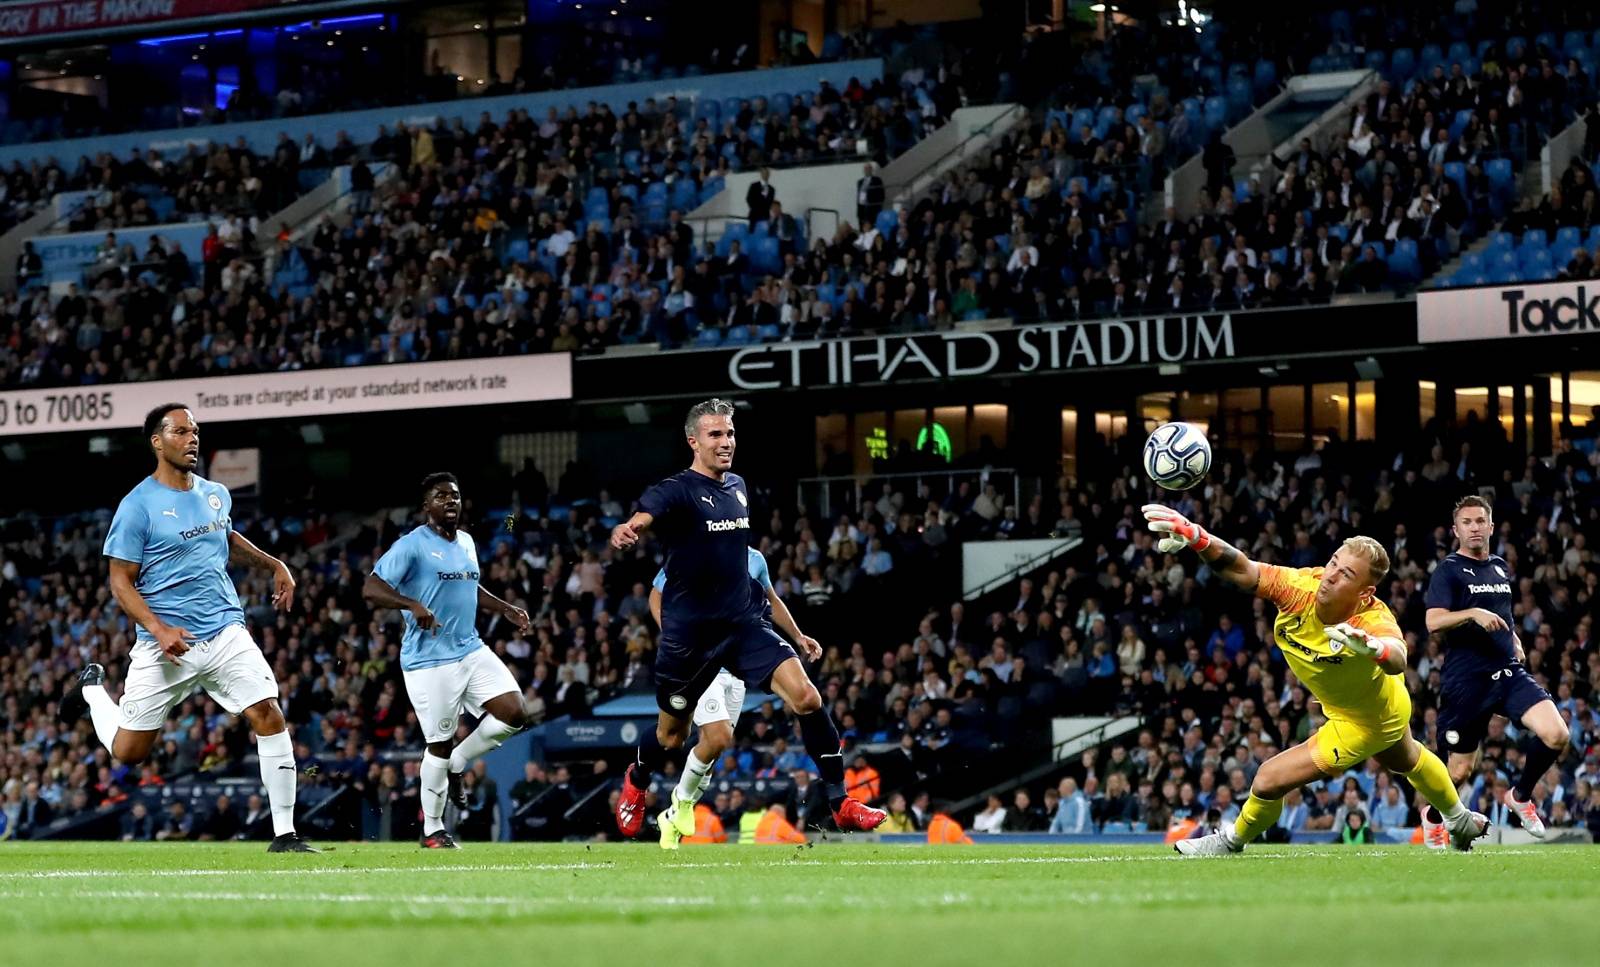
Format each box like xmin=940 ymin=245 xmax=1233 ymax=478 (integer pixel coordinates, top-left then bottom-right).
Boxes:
xmin=0 ymin=842 xmax=1594 ymax=966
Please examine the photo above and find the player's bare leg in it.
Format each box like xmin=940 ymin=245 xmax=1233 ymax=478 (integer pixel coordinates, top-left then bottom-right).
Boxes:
xmin=243 ymin=698 xmax=318 ymax=853
xmin=767 ymin=657 xmax=885 ymax=832
xmin=661 ymin=719 xmax=731 ymax=849
xmin=1505 ymin=700 xmax=1570 ymax=839
xmin=1373 ymin=735 xmax=1487 ymax=851
xmin=1177 ymin=741 xmax=1327 ymax=855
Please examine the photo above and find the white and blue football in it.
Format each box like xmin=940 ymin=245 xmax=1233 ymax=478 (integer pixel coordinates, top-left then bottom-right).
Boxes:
xmin=1143 ymin=422 xmax=1212 ymax=491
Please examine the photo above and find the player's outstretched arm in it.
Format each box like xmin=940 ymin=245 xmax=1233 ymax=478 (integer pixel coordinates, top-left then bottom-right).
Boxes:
xmin=1141 ymin=504 xmax=1260 ymax=592
xmin=227 ymin=531 xmax=296 ymax=610
xmin=362 ymin=573 xmax=438 ymax=633
xmin=609 ymin=511 xmax=654 ymax=550
xmin=767 ymin=587 xmax=821 ymax=660
xmin=477 ymin=585 xmax=531 ymax=634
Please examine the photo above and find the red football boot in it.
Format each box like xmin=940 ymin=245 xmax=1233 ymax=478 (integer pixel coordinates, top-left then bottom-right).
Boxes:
xmin=616 ymin=764 xmax=649 ymax=838
xmin=832 ymin=797 xmax=888 ymax=832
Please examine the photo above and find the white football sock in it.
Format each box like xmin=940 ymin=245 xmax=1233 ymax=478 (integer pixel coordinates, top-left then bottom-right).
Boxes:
xmin=421 ymin=752 xmax=450 ymax=835
xmin=674 ymin=749 xmax=715 ymax=804
xmin=448 ymin=714 xmax=518 ymax=773
xmin=1441 ymin=799 xmax=1469 ymax=824
xmin=256 ymin=730 xmax=297 ymax=837
xmin=83 ymin=684 xmax=120 ymax=753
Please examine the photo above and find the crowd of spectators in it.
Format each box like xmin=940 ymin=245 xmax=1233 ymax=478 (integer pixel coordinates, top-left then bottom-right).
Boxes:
xmin=5 ymin=411 xmax=1597 ymax=843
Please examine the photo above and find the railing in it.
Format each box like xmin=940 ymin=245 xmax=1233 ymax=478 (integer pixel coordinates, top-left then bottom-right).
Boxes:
xmin=946 ymin=713 xmax=1143 ymax=817
xmin=795 ymin=466 xmax=1021 ymax=523
xmin=964 ymin=536 xmax=1083 ymax=601
xmin=884 ymin=103 xmax=1028 ymax=203
xmin=1541 ymin=112 xmax=1591 ymax=197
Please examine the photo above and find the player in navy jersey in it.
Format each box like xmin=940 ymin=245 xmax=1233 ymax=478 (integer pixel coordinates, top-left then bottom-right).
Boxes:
xmin=1420 ymin=495 xmax=1570 ymax=845
xmin=651 ymin=546 xmax=820 ymax=849
xmin=58 ymin=403 xmax=317 ymax=852
xmin=364 ymin=473 xmax=532 ymax=849
xmin=609 ymin=398 xmax=886 ymax=839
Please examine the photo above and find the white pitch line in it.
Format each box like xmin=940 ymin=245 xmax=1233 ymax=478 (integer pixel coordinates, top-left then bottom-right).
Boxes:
xmin=0 ymin=847 xmax=1536 ymax=882
xmin=0 ymin=887 xmax=977 ymax=910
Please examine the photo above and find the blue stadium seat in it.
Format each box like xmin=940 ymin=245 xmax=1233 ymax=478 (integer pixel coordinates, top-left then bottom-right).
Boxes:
xmin=695 ymin=327 xmax=723 ymax=347
xmin=756 ymin=324 xmax=782 ymax=342
xmin=723 ymin=325 xmax=752 ymax=345
xmin=1555 ymin=226 xmax=1583 ymax=248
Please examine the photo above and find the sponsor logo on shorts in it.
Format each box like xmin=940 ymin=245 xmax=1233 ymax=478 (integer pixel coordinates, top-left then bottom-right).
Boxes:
xmin=669 ymin=694 xmax=689 ymax=710
xmin=1445 ymin=730 xmax=1460 ymax=746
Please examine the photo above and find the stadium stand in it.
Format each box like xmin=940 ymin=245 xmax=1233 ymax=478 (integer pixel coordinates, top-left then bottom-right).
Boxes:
xmin=4 ymin=415 xmax=1597 ymax=842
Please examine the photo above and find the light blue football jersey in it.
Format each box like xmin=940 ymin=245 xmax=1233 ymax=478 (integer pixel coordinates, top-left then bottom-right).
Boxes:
xmin=372 ymin=524 xmax=485 ymax=671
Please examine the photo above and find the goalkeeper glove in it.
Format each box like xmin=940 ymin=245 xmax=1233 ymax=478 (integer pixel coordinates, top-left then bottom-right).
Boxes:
xmin=1327 ymin=622 xmax=1401 ymax=664
xmin=1142 ymin=503 xmax=1212 ymax=554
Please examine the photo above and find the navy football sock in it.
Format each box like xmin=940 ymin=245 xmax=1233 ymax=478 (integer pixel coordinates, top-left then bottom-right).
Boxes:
xmin=633 ymin=732 xmax=667 ymax=785
xmin=1514 ymin=737 xmax=1562 ymax=801
xmin=797 ymin=710 xmax=848 ymax=808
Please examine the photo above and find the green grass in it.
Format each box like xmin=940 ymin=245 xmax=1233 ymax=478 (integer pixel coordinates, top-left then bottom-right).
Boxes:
xmin=0 ymin=841 xmax=1593 ymax=966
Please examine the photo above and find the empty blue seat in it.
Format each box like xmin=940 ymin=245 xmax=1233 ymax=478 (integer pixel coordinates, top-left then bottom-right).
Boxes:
xmin=1556 ymin=226 xmax=1583 ymax=247
xmin=695 ymin=327 xmax=723 ymax=347
xmin=723 ymin=325 xmax=752 ymax=345
xmin=1485 ymin=231 xmax=1515 ymax=252
xmin=756 ymin=324 xmax=781 ymax=341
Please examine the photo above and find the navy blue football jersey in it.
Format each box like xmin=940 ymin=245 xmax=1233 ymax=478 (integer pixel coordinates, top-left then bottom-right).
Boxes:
xmin=638 ymin=469 xmax=757 ymax=633
xmin=1424 ymin=553 xmax=1517 ymax=673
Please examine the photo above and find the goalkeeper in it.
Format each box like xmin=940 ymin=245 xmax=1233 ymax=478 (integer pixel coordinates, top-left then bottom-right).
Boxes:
xmin=1142 ymin=505 xmax=1490 ymax=854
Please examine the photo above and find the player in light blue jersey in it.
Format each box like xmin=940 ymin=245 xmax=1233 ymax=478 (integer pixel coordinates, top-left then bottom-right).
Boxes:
xmin=58 ymin=403 xmax=317 ymax=852
xmin=364 ymin=472 xmax=532 ymax=849
xmin=651 ymin=546 xmax=819 ymax=849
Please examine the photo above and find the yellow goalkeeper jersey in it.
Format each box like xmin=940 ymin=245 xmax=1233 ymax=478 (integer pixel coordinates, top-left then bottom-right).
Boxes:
xmin=1257 ymin=564 xmax=1410 ymax=728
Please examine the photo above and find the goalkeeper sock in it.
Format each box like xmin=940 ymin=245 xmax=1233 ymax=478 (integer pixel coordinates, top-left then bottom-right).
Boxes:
xmin=1406 ymin=747 xmax=1466 ymax=822
xmin=256 ymin=730 xmax=298 ymax=837
xmin=1232 ymin=793 xmax=1283 ymax=846
xmin=83 ymin=684 xmax=120 ymax=754
xmin=674 ymin=749 xmax=715 ymax=804
xmin=1513 ymin=736 xmax=1563 ymax=801
xmin=420 ymin=752 xmax=450 ymax=835
xmin=448 ymin=714 xmax=519 ymax=772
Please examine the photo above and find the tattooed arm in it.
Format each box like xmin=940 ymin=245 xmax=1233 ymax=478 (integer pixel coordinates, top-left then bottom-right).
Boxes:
xmin=1142 ymin=504 xmax=1260 ymax=593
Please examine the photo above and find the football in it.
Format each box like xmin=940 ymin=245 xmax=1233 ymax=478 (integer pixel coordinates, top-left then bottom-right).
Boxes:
xmin=1143 ymin=422 xmax=1212 ymax=491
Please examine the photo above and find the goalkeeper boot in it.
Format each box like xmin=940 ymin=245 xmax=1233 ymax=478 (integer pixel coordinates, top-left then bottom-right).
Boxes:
xmin=1446 ymin=809 xmax=1490 ymax=852
xmin=1174 ymin=828 xmax=1244 ymax=856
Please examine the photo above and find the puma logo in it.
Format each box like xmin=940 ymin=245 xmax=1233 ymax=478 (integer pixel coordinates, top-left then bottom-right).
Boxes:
xmin=162 ymin=509 xmax=178 ymax=518
xmin=1462 ymin=567 xmax=1475 ymax=576
xmin=277 ymin=764 xmax=296 ymax=771
xmin=700 ymin=495 xmax=715 ymax=507
xmin=430 ymin=551 xmax=444 ymax=560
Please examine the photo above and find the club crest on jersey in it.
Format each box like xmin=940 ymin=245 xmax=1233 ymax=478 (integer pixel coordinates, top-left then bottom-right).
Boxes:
xmin=1495 ymin=565 xmax=1506 ymax=578
xmin=736 ymin=490 xmax=747 ymax=507
xmin=207 ymin=494 xmax=222 ymax=511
